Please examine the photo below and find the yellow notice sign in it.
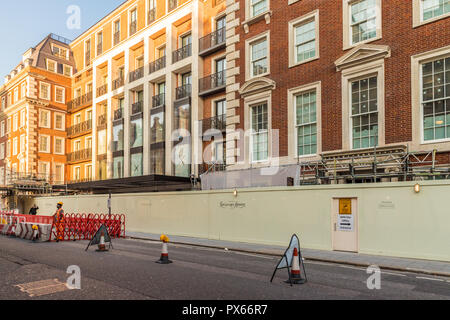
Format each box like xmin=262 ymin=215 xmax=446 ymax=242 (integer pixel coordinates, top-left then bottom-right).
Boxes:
xmin=339 ymin=199 xmax=352 ymax=215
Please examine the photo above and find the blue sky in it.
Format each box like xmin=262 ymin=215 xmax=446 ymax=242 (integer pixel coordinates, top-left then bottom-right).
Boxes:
xmin=0 ymin=0 xmax=125 ymax=77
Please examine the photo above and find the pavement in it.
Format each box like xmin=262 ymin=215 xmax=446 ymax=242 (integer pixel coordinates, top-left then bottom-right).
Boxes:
xmin=1 ymin=235 xmax=450 ymax=300
xmin=127 ymin=232 xmax=450 ymax=277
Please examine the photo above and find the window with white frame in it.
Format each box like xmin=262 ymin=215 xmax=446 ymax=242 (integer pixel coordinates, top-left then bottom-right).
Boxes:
xmin=294 ymin=17 xmax=316 ymax=64
xmin=40 ymin=82 xmax=50 ymax=100
xmin=54 ymin=163 xmax=64 ymax=184
xmin=74 ymin=166 xmax=81 ymax=181
xmin=39 ymin=109 xmax=50 ymax=128
xmin=55 ymin=86 xmax=65 ymax=103
xmin=251 ymin=0 xmax=268 ymax=17
xmin=250 ymin=37 xmax=268 ymax=78
xmin=12 ymin=137 xmax=18 ymax=156
xmin=20 ymin=109 xmax=25 ymax=127
xmin=422 ymin=57 xmax=450 ymax=141
xmin=39 ymin=135 xmax=50 ymax=153
xmin=55 ymin=113 xmax=65 ymax=130
xmin=47 ymin=59 xmax=57 ymax=73
xmin=351 ymin=76 xmax=378 ymax=149
xmin=350 ymin=0 xmax=377 ymax=45
xmin=6 ymin=141 xmax=10 ymax=157
xmin=1 ymin=121 xmax=4 ymax=137
xmin=14 ymin=88 xmax=18 ymax=103
xmin=296 ymin=90 xmax=318 ymax=156
xmin=13 ymin=114 xmax=18 ymax=132
xmin=38 ymin=162 xmax=50 ymax=180
xmin=0 ymin=143 xmax=4 ymax=160
xmin=251 ymin=103 xmax=269 ymax=162
xmin=6 ymin=118 xmax=11 ymax=133
xmin=20 ymin=134 xmax=25 ymax=153
xmin=54 ymin=137 xmax=64 ymax=155
xmin=21 ymin=83 xmax=26 ymax=98
xmin=422 ymin=0 xmax=450 ymax=21
xmin=63 ymin=65 xmax=72 ymax=77
xmin=0 ymin=167 xmax=4 ymax=185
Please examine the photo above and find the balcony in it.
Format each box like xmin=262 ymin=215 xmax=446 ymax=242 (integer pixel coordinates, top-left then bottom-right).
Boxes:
xmin=202 ymin=114 xmax=227 ymax=135
xmin=149 ymin=56 xmax=166 ymax=74
xmin=97 ymin=84 xmax=108 ymax=98
xmin=148 ymin=8 xmax=156 ymax=24
xmin=114 ymin=108 xmax=123 ymax=121
xmin=168 ymin=0 xmax=178 ymax=12
xmin=67 ymin=148 xmax=92 ymax=163
xmin=172 ymin=44 xmax=192 ymax=64
xmin=199 ymin=162 xmax=226 ymax=175
xmin=67 ymin=119 xmax=92 ymax=138
xmin=114 ymin=32 xmax=120 ymax=46
xmin=132 ymin=101 xmax=143 ymax=115
xmin=199 ymin=71 xmax=226 ymax=96
xmin=112 ymin=77 xmax=124 ymax=90
xmin=97 ymin=114 xmax=107 ymax=130
xmin=152 ymin=93 xmax=165 ymax=108
xmin=97 ymin=43 xmax=103 ymax=56
xmin=199 ymin=28 xmax=226 ymax=56
xmin=176 ymin=84 xmax=191 ymax=100
xmin=129 ymin=67 xmax=144 ymax=82
xmin=67 ymin=92 xmax=93 ymax=112
xmin=130 ymin=21 xmax=137 ymax=36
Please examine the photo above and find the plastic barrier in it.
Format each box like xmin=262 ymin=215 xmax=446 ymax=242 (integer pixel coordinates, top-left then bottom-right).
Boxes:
xmin=49 ymin=213 xmax=126 ymax=242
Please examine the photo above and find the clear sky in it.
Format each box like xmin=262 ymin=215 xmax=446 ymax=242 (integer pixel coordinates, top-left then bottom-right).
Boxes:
xmin=0 ymin=0 xmax=126 ymax=77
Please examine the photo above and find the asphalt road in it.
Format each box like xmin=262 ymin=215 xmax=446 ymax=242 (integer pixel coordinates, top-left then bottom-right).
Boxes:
xmin=0 ymin=236 xmax=449 ymax=300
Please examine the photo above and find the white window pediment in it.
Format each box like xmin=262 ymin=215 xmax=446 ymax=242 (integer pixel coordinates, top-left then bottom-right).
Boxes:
xmin=335 ymin=44 xmax=391 ymax=71
xmin=239 ymin=77 xmax=276 ymax=98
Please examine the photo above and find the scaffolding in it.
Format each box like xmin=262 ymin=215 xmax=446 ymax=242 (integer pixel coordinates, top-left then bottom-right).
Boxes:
xmin=298 ymin=145 xmax=450 ymax=185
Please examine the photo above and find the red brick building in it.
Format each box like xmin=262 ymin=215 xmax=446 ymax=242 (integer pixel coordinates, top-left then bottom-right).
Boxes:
xmin=222 ymin=0 xmax=450 ymax=184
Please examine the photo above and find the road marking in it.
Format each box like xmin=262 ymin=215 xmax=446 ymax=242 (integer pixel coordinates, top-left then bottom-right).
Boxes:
xmin=233 ymin=252 xmax=275 ymax=260
xmin=416 ymin=276 xmax=445 ymax=282
xmin=380 ymin=271 xmax=407 ymax=277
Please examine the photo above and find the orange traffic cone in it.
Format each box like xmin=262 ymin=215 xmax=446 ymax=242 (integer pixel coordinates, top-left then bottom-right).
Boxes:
xmin=156 ymin=237 xmax=172 ymax=264
xmin=96 ymin=232 xmax=109 ymax=252
xmin=286 ymin=248 xmax=306 ymax=285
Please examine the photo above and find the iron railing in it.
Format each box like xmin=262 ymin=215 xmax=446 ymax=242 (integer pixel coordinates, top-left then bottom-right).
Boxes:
xmin=97 ymin=84 xmax=108 ymax=97
xmin=67 ymin=92 xmax=93 ymax=112
xmin=172 ymin=43 xmax=192 ymax=63
xmin=199 ymin=27 xmax=226 ymax=53
xmin=149 ymin=56 xmax=166 ymax=74
xmin=112 ymin=77 xmax=124 ymax=90
xmin=132 ymin=101 xmax=143 ymax=115
xmin=67 ymin=148 xmax=92 ymax=163
xmin=152 ymin=93 xmax=165 ymax=108
xmin=67 ymin=119 xmax=92 ymax=137
xmin=199 ymin=71 xmax=226 ymax=94
xmin=176 ymin=84 xmax=191 ymax=100
xmin=97 ymin=114 xmax=107 ymax=129
xmin=202 ymin=114 xmax=226 ymax=133
xmin=130 ymin=67 xmax=144 ymax=82
xmin=114 ymin=108 xmax=123 ymax=121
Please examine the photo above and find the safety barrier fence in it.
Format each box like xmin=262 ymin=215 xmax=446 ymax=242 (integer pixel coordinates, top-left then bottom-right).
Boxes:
xmin=0 ymin=212 xmax=126 ymax=242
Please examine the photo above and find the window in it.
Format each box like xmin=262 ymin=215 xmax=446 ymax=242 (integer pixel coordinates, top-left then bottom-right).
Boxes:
xmin=85 ymin=40 xmax=91 ymax=67
xmin=40 ymin=82 xmax=50 ymax=100
xmin=6 ymin=141 xmax=10 ymax=157
xmin=39 ymin=162 xmax=50 ymax=180
xmin=113 ymin=157 xmax=124 ymax=179
xmin=39 ymin=135 xmax=50 ymax=153
xmin=114 ymin=20 xmax=121 ymax=45
xmin=21 ymin=83 xmax=26 ymax=98
xmin=251 ymin=0 xmax=268 ymax=17
xmin=12 ymin=137 xmax=18 ymax=156
xmin=130 ymin=118 xmax=143 ymax=148
xmin=53 ymin=45 xmax=69 ymax=60
xmin=422 ymin=57 xmax=450 ymax=141
xmin=74 ymin=166 xmax=81 ymax=181
xmin=20 ymin=135 xmax=25 ymax=153
xmin=113 ymin=123 xmax=124 ymax=152
xmin=63 ymin=65 xmax=72 ymax=77
xmin=130 ymin=9 xmax=138 ymax=35
xmin=181 ymin=33 xmax=192 ymax=48
xmin=422 ymin=0 xmax=450 ymax=21
xmin=47 ymin=59 xmax=57 ymax=72
xmin=13 ymin=114 xmax=18 ymax=132
xmin=296 ymin=91 xmax=317 ymax=156
xmin=14 ymin=88 xmax=18 ymax=103
xmin=74 ymin=140 xmax=81 ymax=152
xmin=1 ymin=121 xmax=4 ymax=137
xmin=54 ymin=137 xmax=64 ymax=155
xmin=0 ymin=143 xmax=4 ymax=160
xmin=1 ymin=97 xmax=6 ymax=110
xmin=7 ymin=118 xmax=11 ymax=133
xmin=349 ymin=0 xmax=377 ymax=45
xmin=249 ymin=37 xmax=268 ymax=78
xmin=55 ymin=87 xmax=65 ymax=103
xmin=97 ymin=32 xmax=103 ymax=56
xmin=55 ymin=113 xmax=65 ymax=130
xmin=20 ymin=109 xmax=26 ymax=127
xmin=351 ymin=76 xmax=378 ymax=149
xmin=54 ymin=164 xmax=64 ymax=184
xmin=86 ymin=165 xmax=93 ymax=181
xmin=39 ymin=109 xmax=50 ymax=128
xmin=131 ymin=153 xmax=143 ymax=177
xmin=289 ymin=11 xmax=319 ymax=67
xmin=97 ymin=130 xmax=107 ymax=155
xmin=251 ymin=103 xmax=269 ymax=162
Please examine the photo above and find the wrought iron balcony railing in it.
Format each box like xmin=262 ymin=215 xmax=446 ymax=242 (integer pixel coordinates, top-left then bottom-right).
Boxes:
xmin=199 ymin=27 xmax=226 ymax=55
xmin=112 ymin=77 xmax=124 ymax=90
xmin=172 ymin=43 xmax=192 ymax=63
xmin=149 ymin=56 xmax=166 ymax=74
xmin=132 ymin=101 xmax=143 ymax=115
xmin=114 ymin=108 xmax=123 ymax=121
xmin=67 ymin=148 xmax=92 ymax=163
xmin=97 ymin=114 xmax=107 ymax=129
xmin=67 ymin=91 xmax=93 ymax=112
xmin=67 ymin=119 xmax=92 ymax=138
xmin=148 ymin=8 xmax=156 ymax=24
xmin=199 ymin=71 xmax=226 ymax=95
xmin=152 ymin=93 xmax=165 ymax=108
xmin=97 ymin=84 xmax=108 ymax=97
xmin=175 ymin=84 xmax=192 ymax=100
xmin=129 ymin=67 xmax=144 ymax=82
xmin=202 ymin=114 xmax=227 ymax=134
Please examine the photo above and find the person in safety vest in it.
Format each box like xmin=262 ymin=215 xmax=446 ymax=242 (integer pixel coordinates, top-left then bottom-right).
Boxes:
xmin=53 ymin=202 xmax=65 ymax=242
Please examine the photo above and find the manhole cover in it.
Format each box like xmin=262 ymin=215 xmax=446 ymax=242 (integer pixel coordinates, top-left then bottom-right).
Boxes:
xmin=15 ymin=279 xmax=69 ymax=297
